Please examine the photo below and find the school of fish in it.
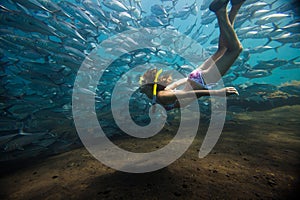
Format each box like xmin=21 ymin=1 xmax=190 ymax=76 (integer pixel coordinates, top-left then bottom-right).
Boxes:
xmin=0 ymin=0 xmax=299 ymax=161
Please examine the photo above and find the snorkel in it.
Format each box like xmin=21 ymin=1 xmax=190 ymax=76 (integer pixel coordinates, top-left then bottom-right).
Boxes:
xmin=139 ymin=69 xmax=163 ymax=112
xmin=152 ymin=69 xmax=163 ymax=106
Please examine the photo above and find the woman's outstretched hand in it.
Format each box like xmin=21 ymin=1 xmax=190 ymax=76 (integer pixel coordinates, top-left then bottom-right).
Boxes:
xmin=218 ymin=87 xmax=239 ymax=96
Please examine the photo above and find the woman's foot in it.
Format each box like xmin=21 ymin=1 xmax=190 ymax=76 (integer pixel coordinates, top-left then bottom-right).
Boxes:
xmin=230 ymin=0 xmax=246 ymax=6
xmin=209 ymin=0 xmax=230 ymax=12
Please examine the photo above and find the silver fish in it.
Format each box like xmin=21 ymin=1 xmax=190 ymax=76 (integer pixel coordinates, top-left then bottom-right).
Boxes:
xmin=82 ymin=0 xmax=108 ymax=21
xmin=243 ymin=2 xmax=272 ymax=14
xmin=255 ymin=13 xmax=290 ymax=25
xmin=102 ymin=0 xmax=128 ymax=12
xmin=201 ymin=13 xmax=216 ymax=25
xmin=0 ymin=6 xmax=58 ymax=36
xmin=1 ymin=34 xmax=34 ymax=47
xmin=141 ymin=15 xmax=165 ymax=27
xmin=200 ymin=0 xmax=211 ymax=10
xmin=48 ymin=18 xmax=86 ymax=42
xmin=184 ymin=18 xmax=198 ymax=36
xmin=151 ymin=4 xmax=167 ymax=16
xmin=251 ymin=9 xmax=270 ymax=18
xmin=242 ymin=69 xmax=272 ymax=79
xmin=37 ymin=0 xmax=71 ymax=18
xmin=272 ymin=33 xmax=300 ymax=44
xmin=11 ymin=0 xmax=51 ymax=12
xmin=112 ymin=11 xmax=134 ymax=23
xmin=50 ymin=53 xmax=81 ymax=69
xmin=282 ymin=22 xmax=300 ymax=34
xmin=58 ymin=1 xmax=97 ymax=28
xmin=245 ymin=45 xmax=276 ymax=54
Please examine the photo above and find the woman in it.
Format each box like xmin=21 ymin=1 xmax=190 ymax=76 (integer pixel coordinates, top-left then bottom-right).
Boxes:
xmin=140 ymin=0 xmax=245 ymax=111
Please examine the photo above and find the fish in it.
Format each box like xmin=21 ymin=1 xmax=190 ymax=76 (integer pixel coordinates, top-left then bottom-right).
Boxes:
xmin=112 ymin=11 xmax=134 ymax=23
xmin=140 ymin=15 xmax=166 ymax=27
xmin=245 ymin=45 xmax=277 ymax=54
xmin=50 ymin=53 xmax=82 ymax=70
xmin=11 ymin=0 xmax=51 ymax=12
xmin=102 ymin=0 xmax=128 ymax=12
xmin=190 ymin=2 xmax=199 ymax=16
xmin=200 ymin=0 xmax=211 ymax=10
xmin=58 ymin=1 xmax=97 ymax=28
xmin=48 ymin=18 xmax=86 ymax=42
xmin=201 ymin=13 xmax=216 ymax=25
xmin=172 ymin=2 xmax=198 ymax=20
xmin=82 ymin=0 xmax=108 ymax=22
xmin=237 ymin=26 xmax=258 ymax=36
xmin=252 ymin=63 xmax=277 ymax=71
xmin=0 ymin=37 xmax=26 ymax=54
xmin=151 ymin=4 xmax=167 ymax=16
xmin=1 ymin=34 xmax=34 ymax=48
xmin=17 ymin=49 xmax=44 ymax=60
xmin=0 ymin=6 xmax=58 ymax=37
xmin=272 ymin=33 xmax=300 ymax=44
xmin=242 ymin=2 xmax=274 ymax=14
xmin=184 ymin=18 xmax=198 ymax=36
xmin=242 ymin=69 xmax=272 ymax=79
xmin=241 ymin=30 xmax=265 ymax=39
xmin=19 ymin=61 xmax=64 ymax=75
xmin=282 ymin=22 xmax=300 ymax=33
xmin=33 ymin=38 xmax=65 ymax=54
xmin=251 ymin=9 xmax=271 ymax=18
xmin=176 ymin=64 xmax=195 ymax=72
xmin=37 ymin=0 xmax=72 ymax=18
xmin=255 ymin=13 xmax=290 ymax=25
xmin=129 ymin=6 xmax=142 ymax=19
xmin=62 ymin=38 xmax=88 ymax=52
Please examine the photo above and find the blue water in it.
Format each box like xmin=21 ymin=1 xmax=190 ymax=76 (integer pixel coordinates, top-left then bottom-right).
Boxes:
xmin=0 ymin=0 xmax=299 ymax=161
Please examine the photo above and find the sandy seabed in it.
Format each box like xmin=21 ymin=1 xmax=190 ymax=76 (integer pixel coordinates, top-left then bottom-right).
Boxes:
xmin=0 ymin=105 xmax=299 ymax=200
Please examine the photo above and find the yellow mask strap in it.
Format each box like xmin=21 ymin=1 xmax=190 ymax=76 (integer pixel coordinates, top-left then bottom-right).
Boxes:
xmin=151 ymin=69 xmax=163 ymax=106
xmin=153 ymin=69 xmax=163 ymax=96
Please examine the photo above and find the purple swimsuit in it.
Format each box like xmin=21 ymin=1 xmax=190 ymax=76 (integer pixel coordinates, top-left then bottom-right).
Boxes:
xmin=188 ymin=69 xmax=217 ymax=89
xmin=188 ymin=69 xmax=206 ymax=88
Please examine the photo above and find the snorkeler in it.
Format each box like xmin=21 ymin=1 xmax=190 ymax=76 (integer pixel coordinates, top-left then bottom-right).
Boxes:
xmin=140 ymin=0 xmax=245 ymax=111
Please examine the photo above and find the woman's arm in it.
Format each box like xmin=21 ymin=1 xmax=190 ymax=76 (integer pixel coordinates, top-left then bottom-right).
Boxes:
xmin=158 ymin=87 xmax=238 ymax=103
xmin=165 ymin=78 xmax=188 ymax=90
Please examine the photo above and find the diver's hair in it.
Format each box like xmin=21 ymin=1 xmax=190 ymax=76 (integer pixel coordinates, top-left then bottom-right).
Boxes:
xmin=140 ymin=68 xmax=172 ymax=90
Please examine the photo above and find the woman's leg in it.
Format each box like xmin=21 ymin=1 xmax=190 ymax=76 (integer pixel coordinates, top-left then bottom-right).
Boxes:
xmin=198 ymin=1 xmax=244 ymax=71
xmin=201 ymin=2 xmax=243 ymax=83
